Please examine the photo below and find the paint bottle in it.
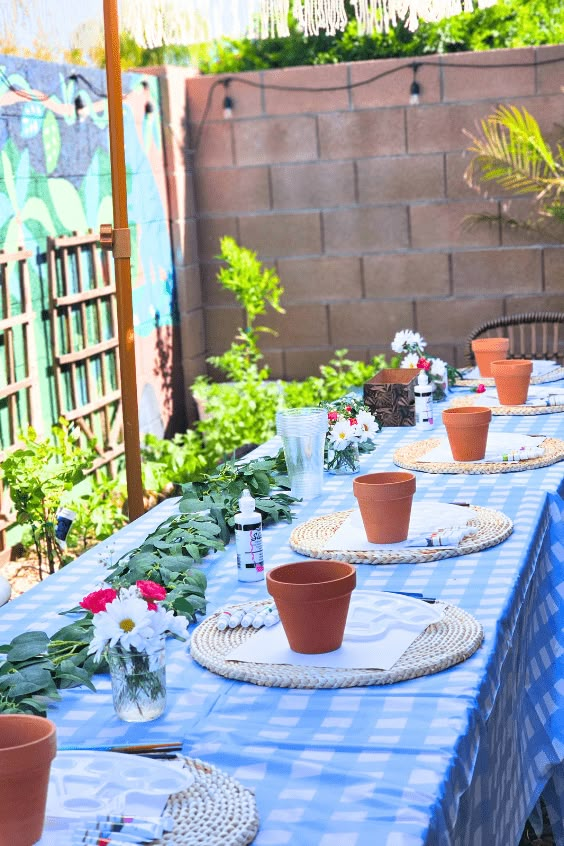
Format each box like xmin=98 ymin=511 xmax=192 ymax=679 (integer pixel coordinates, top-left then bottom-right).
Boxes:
xmin=414 ymin=369 xmax=434 ymax=429
xmin=234 ymin=489 xmax=264 ymax=582
xmin=55 ymin=507 xmax=77 ymax=548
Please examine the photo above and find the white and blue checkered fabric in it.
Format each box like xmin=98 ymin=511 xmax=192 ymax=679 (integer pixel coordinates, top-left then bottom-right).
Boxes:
xmin=2 ymin=400 xmax=564 ymax=846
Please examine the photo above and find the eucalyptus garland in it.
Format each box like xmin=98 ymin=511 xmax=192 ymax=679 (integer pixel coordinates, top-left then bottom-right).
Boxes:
xmin=0 ymin=450 xmax=298 ymax=715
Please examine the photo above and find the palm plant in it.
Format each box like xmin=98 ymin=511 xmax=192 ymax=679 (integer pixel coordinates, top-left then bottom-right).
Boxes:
xmin=464 ymin=105 xmax=564 ymax=241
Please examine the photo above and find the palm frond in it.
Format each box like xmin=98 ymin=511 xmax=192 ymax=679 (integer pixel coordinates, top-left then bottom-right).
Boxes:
xmin=464 ymin=106 xmax=564 ymax=201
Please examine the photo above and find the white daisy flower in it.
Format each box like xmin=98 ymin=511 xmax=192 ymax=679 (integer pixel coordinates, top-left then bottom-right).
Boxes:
xmin=430 ymin=357 xmax=447 ymax=378
xmin=328 ymin=419 xmax=354 ymax=450
xmin=401 ymin=353 xmax=420 ymax=369
xmin=356 ymin=409 xmax=379 ymax=442
xmin=87 ymin=595 xmax=155 ymax=659
xmin=391 ymin=330 xmax=426 ymax=354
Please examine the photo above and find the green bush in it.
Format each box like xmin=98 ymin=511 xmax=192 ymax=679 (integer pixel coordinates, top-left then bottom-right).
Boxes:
xmin=197 ymin=0 xmax=564 ymax=74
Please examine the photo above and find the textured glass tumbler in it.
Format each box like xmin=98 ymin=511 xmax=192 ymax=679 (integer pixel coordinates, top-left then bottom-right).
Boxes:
xmin=106 ymin=639 xmax=167 ymax=722
xmin=276 ymin=408 xmax=328 ymax=499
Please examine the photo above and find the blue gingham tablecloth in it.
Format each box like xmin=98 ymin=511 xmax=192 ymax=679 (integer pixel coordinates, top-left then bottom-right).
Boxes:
xmin=2 ymin=405 xmax=564 ymax=846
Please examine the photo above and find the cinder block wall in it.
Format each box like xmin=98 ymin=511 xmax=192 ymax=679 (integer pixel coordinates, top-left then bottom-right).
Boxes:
xmin=173 ymin=45 xmax=564 ymax=386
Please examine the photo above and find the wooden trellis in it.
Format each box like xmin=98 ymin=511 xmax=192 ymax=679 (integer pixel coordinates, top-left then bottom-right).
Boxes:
xmin=47 ymin=231 xmax=124 ymax=476
xmin=0 ymin=247 xmax=42 ymax=563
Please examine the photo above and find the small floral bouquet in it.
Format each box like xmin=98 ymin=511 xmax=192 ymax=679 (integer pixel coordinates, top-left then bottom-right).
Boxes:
xmin=321 ymin=396 xmax=380 ymax=474
xmin=80 ymin=581 xmax=188 ymax=721
xmin=391 ymin=330 xmax=460 ymax=400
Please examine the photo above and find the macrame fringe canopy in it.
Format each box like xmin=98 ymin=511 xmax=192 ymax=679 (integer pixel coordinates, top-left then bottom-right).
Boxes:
xmin=260 ymin=0 xmax=497 ymax=37
xmin=0 ymin=0 xmax=498 ymax=54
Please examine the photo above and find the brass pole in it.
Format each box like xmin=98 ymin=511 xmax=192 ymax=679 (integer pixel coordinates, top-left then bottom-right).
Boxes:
xmin=102 ymin=0 xmax=144 ymax=520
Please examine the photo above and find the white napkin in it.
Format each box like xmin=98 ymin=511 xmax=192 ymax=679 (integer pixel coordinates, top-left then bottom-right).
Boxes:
xmin=226 ymin=591 xmax=443 ymax=671
xmin=463 ymin=360 xmax=558 ymax=380
xmin=322 ymin=502 xmax=475 ymax=550
xmin=419 ymin=432 xmax=545 ymax=464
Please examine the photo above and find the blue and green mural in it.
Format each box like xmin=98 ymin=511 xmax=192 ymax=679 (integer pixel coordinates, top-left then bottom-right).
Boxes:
xmin=0 ymin=55 xmax=178 ymax=450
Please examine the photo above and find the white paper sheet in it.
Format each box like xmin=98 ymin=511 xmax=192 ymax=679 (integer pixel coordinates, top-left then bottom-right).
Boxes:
xmin=322 ymin=501 xmax=472 ymax=550
xmin=419 ymin=432 xmax=546 ymax=464
xmin=225 ymin=592 xmax=443 ymax=671
xmin=468 ymin=386 xmax=564 ymax=408
xmin=463 ymin=359 xmax=558 ymax=380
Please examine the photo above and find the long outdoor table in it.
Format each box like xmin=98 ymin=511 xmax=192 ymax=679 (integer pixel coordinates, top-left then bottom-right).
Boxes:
xmin=1 ymin=407 xmax=564 ymax=846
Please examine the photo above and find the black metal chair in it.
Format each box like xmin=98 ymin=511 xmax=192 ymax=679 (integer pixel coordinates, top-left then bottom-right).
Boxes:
xmin=465 ymin=312 xmax=564 ymax=367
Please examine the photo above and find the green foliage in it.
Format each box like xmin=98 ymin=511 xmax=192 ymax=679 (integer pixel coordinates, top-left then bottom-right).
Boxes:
xmin=208 ymin=236 xmax=285 ymax=380
xmin=197 ymin=0 xmax=564 ymax=74
xmin=141 ymin=430 xmax=210 ymax=493
xmin=0 ymin=621 xmax=104 ymax=716
xmin=193 ymin=368 xmax=283 ymax=466
xmin=464 ymin=104 xmax=564 ymax=240
xmin=1 ymin=420 xmax=95 ymax=577
xmin=283 ymin=350 xmax=388 ymax=407
xmin=179 ymin=452 xmax=296 ymax=543
xmin=68 ymin=473 xmax=128 ymax=554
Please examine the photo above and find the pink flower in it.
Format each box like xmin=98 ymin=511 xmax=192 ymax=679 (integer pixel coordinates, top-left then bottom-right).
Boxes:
xmin=417 ymin=357 xmax=432 ymax=371
xmin=136 ymin=580 xmax=167 ymax=602
xmin=476 ymin=383 xmax=486 ymax=393
xmin=328 ymin=411 xmax=339 ymax=422
xmin=80 ymin=588 xmax=118 ymax=614
xmin=349 ymin=417 xmax=358 ymax=426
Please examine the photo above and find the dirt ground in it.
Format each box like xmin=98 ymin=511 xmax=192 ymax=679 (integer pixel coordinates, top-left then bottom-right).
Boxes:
xmin=1 ymin=556 xmax=43 ymax=599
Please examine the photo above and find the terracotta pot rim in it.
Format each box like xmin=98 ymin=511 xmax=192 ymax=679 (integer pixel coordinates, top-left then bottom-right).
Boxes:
xmin=267 ymin=561 xmax=356 ymax=602
xmin=471 ymin=337 xmax=509 ymax=350
xmin=490 ymin=359 xmax=533 ymax=370
xmin=442 ymin=407 xmax=492 ymax=428
xmin=353 ymin=472 xmax=416 ymax=500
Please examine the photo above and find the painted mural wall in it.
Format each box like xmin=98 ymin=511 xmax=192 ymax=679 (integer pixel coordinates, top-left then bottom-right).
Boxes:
xmin=0 ymin=54 xmax=181 ymax=453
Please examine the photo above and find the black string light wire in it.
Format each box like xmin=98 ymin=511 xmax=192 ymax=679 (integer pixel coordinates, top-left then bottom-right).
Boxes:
xmin=189 ymin=52 xmax=564 ymax=151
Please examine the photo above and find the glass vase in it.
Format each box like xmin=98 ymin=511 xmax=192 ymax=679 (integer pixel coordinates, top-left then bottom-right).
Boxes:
xmin=106 ymin=638 xmax=167 ymax=722
xmin=326 ymin=441 xmax=360 ymax=475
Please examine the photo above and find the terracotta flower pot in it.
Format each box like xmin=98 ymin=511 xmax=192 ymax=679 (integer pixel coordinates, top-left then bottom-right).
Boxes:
xmin=490 ymin=358 xmax=533 ymax=406
xmin=0 ymin=714 xmax=57 ymax=846
xmin=266 ymin=560 xmax=356 ymax=654
xmin=352 ymin=472 xmax=416 ymax=544
xmin=442 ymin=406 xmax=492 ymax=461
xmin=471 ymin=337 xmax=510 ymax=377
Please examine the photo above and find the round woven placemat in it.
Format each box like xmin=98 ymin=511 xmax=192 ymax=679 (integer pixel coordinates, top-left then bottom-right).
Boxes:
xmin=190 ymin=601 xmax=484 ymax=689
xmin=393 ymin=436 xmax=564 ymax=474
xmin=160 ymin=756 xmax=259 ymax=846
xmin=288 ymin=505 xmax=512 ymax=564
xmin=454 ymin=364 xmax=564 ymax=387
xmin=450 ymin=395 xmax=564 ymax=416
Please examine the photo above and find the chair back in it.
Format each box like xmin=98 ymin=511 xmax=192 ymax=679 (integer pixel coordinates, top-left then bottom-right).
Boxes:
xmin=466 ymin=312 xmax=564 ymax=366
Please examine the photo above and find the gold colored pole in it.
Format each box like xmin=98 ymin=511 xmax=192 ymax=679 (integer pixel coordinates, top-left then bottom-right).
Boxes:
xmin=102 ymin=0 xmax=144 ymax=520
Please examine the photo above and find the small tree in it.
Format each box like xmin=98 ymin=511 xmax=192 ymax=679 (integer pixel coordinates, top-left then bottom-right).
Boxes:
xmin=207 ymin=236 xmax=285 ymax=381
xmin=1 ymin=420 xmax=95 ymax=578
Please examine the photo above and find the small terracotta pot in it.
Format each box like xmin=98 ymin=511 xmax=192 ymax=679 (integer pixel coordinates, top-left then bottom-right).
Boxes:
xmin=266 ymin=560 xmax=356 ymax=654
xmin=442 ymin=406 xmax=492 ymax=461
xmin=471 ymin=337 xmax=510 ymax=377
xmin=490 ymin=358 xmax=533 ymax=406
xmin=352 ymin=472 xmax=416 ymax=544
xmin=0 ymin=714 xmax=57 ymax=846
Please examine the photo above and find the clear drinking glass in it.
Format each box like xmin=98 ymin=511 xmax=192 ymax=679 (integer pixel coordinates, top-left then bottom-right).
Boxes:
xmin=276 ymin=408 xmax=328 ymax=499
xmin=106 ymin=638 xmax=167 ymax=722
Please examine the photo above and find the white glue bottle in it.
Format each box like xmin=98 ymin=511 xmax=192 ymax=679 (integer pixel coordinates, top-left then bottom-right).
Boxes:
xmin=414 ymin=369 xmax=434 ymax=428
xmin=234 ymin=489 xmax=265 ymax=582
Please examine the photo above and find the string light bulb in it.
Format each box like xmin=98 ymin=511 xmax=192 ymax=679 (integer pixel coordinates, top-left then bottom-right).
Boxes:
xmin=74 ymin=94 xmax=85 ymax=120
xmin=409 ymin=63 xmax=421 ymax=106
xmin=222 ymin=78 xmax=233 ymax=119
xmin=141 ymin=80 xmax=154 ymax=116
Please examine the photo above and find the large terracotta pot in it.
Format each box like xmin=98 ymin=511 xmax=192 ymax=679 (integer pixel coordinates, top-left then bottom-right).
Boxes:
xmin=442 ymin=406 xmax=492 ymax=461
xmin=0 ymin=714 xmax=57 ymax=846
xmin=490 ymin=359 xmax=533 ymax=406
xmin=471 ymin=337 xmax=510 ymax=377
xmin=266 ymin=560 xmax=356 ymax=654
xmin=352 ymin=472 xmax=416 ymax=544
